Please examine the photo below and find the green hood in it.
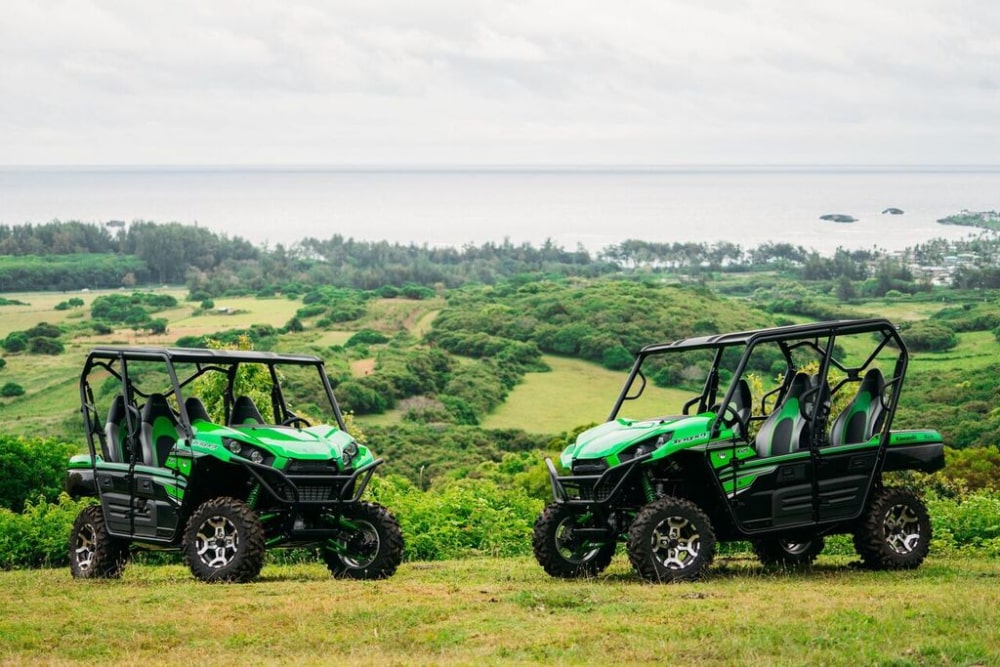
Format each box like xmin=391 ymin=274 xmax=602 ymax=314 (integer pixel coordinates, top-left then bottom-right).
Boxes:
xmin=192 ymin=422 xmax=371 ymax=468
xmin=561 ymin=415 xmax=716 ymax=468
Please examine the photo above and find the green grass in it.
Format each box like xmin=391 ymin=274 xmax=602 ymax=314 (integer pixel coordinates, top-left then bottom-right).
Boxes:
xmin=1 ymin=556 xmax=997 ymax=665
xmin=482 ymin=355 xmax=688 ymax=434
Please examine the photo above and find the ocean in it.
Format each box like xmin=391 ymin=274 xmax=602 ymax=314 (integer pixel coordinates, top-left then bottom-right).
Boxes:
xmin=1 ymin=166 xmax=997 ymax=255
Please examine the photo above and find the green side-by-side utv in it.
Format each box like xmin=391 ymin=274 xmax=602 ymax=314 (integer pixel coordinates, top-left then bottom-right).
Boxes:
xmin=534 ymin=318 xmax=945 ymax=582
xmin=66 ymin=347 xmax=403 ymax=583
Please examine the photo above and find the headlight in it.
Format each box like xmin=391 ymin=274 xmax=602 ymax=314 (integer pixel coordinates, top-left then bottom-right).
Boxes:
xmin=342 ymin=440 xmax=358 ymax=467
xmin=225 ymin=438 xmax=242 ymax=454
xmin=248 ymin=449 xmax=264 ymax=464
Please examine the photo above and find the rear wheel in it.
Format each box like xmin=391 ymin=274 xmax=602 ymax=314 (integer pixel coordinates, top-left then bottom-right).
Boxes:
xmin=627 ymin=496 xmax=715 ymax=583
xmin=752 ymin=536 xmax=825 ymax=567
xmin=322 ymin=501 xmax=403 ymax=580
xmin=533 ymin=502 xmax=616 ymax=578
xmin=854 ymin=487 xmax=931 ymax=570
xmin=182 ymin=497 xmax=265 ymax=583
xmin=69 ymin=505 xmax=128 ymax=579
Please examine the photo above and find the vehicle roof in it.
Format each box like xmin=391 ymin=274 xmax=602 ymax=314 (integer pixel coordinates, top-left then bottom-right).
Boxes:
xmin=638 ymin=318 xmax=901 ymax=355
xmin=85 ymin=346 xmax=323 ymax=365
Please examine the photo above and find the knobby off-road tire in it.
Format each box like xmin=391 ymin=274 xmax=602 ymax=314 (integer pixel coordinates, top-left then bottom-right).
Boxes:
xmin=752 ymin=536 xmax=826 ymax=567
xmin=182 ymin=497 xmax=265 ymax=583
xmin=69 ymin=505 xmax=129 ymax=579
xmin=627 ymin=496 xmax=716 ymax=583
xmin=532 ymin=502 xmax=616 ymax=578
xmin=853 ymin=487 xmax=931 ymax=570
xmin=323 ymin=501 xmax=403 ymax=580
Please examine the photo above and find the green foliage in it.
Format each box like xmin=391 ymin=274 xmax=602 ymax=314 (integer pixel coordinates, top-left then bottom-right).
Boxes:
xmin=346 ymin=329 xmax=390 ymax=346
xmin=0 ymin=495 xmax=94 ymax=569
xmin=932 ymin=303 xmax=1000 ymax=333
xmin=363 ymin=423 xmax=549 ymax=488
xmin=1 ymin=382 xmax=25 ymax=397
xmin=190 ymin=337 xmax=275 ymax=422
xmin=895 ymin=366 xmax=1000 ymax=448
xmin=28 ymin=337 xmax=64 ymax=355
xmin=2 ymin=332 xmax=27 ymax=353
xmin=175 ymin=324 xmax=278 ymax=350
xmin=0 ymin=357 xmax=6 ymax=370
xmin=366 ymin=476 xmax=542 ymax=560
xmin=901 ymin=320 xmax=959 ymax=352
xmin=90 ymin=292 xmax=178 ymax=323
xmin=0 ymin=436 xmax=78 ymax=512
xmin=928 ymin=490 xmax=1000 ymax=557
xmin=0 ymin=253 xmax=149 ymax=291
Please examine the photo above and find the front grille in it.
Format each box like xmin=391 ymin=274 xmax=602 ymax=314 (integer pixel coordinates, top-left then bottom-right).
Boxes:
xmin=297 ymin=484 xmax=337 ymax=502
xmin=286 ymin=460 xmax=338 ymax=474
xmin=572 ymin=460 xmax=608 ymax=475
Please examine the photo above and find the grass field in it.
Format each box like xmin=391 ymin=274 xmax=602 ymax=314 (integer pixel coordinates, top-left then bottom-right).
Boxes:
xmin=1 ymin=556 xmax=997 ymax=665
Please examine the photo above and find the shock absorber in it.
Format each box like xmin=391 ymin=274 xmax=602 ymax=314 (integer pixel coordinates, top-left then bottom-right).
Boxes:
xmin=246 ymin=482 xmax=262 ymax=510
xmin=641 ymin=472 xmax=656 ymax=504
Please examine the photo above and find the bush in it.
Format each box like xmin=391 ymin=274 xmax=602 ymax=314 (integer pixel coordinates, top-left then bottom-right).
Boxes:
xmin=0 ymin=436 xmax=78 ymax=511
xmin=0 ymin=357 xmax=5 ymax=371
xmin=28 ymin=337 xmax=64 ymax=355
xmin=901 ymin=321 xmax=959 ymax=352
xmin=0 ymin=495 xmax=93 ymax=569
xmin=366 ymin=476 xmax=542 ymax=561
xmin=2 ymin=332 xmax=27 ymax=353
xmin=1 ymin=382 xmax=25 ymax=398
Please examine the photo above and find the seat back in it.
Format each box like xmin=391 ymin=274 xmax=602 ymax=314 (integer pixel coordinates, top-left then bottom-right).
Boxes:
xmin=104 ymin=395 xmax=129 ymax=462
xmin=184 ymin=396 xmax=212 ymax=424
xmin=830 ymin=368 xmax=886 ymax=446
xmin=754 ymin=372 xmax=810 ymax=457
xmin=727 ymin=378 xmax=752 ymax=440
xmin=140 ymin=393 xmax=179 ymax=467
xmin=230 ymin=395 xmax=264 ymax=426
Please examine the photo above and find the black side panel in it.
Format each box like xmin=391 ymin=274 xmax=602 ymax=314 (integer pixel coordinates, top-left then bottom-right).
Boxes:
xmin=884 ymin=443 xmax=945 ymax=473
xmin=816 ymin=453 xmax=876 ymax=521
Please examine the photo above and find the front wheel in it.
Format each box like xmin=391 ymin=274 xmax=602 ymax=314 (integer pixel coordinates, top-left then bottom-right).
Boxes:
xmin=69 ymin=505 xmax=129 ymax=579
xmin=627 ymin=496 xmax=715 ymax=583
xmin=182 ymin=497 xmax=265 ymax=583
xmin=854 ymin=487 xmax=931 ymax=570
xmin=532 ymin=502 xmax=617 ymax=578
xmin=752 ymin=535 xmax=825 ymax=567
xmin=322 ymin=501 xmax=403 ymax=580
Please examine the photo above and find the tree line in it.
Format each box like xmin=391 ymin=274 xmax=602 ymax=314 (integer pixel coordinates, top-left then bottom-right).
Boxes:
xmin=3 ymin=220 xmax=996 ymax=296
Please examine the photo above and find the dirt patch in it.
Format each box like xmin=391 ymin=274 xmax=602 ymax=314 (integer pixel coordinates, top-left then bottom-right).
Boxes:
xmin=351 ymin=358 xmax=376 ymax=377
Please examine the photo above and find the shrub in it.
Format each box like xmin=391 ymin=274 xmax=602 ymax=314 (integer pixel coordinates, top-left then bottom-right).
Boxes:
xmin=0 ymin=435 xmax=77 ymax=511
xmin=28 ymin=337 xmax=64 ymax=355
xmin=365 ymin=476 xmax=542 ymax=561
xmin=901 ymin=320 xmax=958 ymax=352
xmin=0 ymin=495 xmax=93 ymax=569
xmin=2 ymin=332 xmax=27 ymax=353
xmin=0 ymin=357 xmax=5 ymax=370
xmin=1 ymin=382 xmax=25 ymax=398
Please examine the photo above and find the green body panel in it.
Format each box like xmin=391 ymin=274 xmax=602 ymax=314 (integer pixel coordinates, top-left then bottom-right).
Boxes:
xmin=560 ymin=415 xmax=723 ymax=468
xmin=188 ymin=421 xmax=372 ymax=470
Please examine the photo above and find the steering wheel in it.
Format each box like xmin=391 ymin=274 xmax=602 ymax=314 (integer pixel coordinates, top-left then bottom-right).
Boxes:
xmin=281 ymin=416 xmax=311 ymax=428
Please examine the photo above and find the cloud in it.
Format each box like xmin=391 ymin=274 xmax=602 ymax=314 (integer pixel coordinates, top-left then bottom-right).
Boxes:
xmin=1 ymin=0 xmax=998 ymax=164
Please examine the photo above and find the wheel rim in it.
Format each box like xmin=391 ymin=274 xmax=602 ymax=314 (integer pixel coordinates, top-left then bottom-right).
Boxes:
xmin=340 ymin=519 xmax=380 ymax=568
xmin=554 ymin=516 xmax=604 ymax=564
xmin=882 ymin=503 xmax=922 ymax=554
xmin=194 ymin=515 xmax=240 ymax=569
xmin=779 ymin=539 xmax=812 ymax=555
xmin=650 ymin=515 xmax=701 ymax=570
xmin=74 ymin=522 xmax=97 ymax=571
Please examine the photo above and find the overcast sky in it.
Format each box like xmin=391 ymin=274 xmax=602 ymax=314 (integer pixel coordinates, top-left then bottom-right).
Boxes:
xmin=2 ymin=1 xmax=998 ymax=166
